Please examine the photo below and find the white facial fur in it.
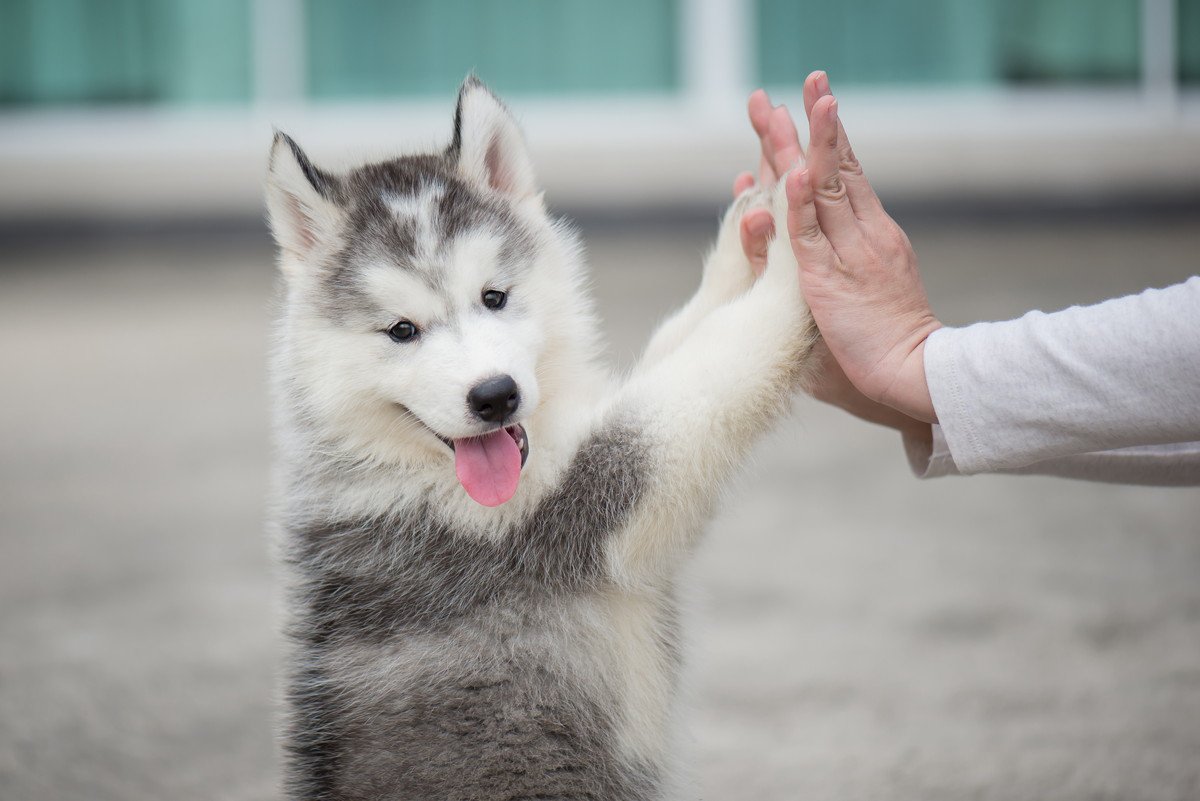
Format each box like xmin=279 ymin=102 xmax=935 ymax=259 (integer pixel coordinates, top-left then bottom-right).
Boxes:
xmin=277 ymin=227 xmax=570 ymax=470
xmin=356 ymin=228 xmax=544 ymax=440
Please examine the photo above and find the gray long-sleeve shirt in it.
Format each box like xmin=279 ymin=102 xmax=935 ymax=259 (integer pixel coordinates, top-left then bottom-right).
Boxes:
xmin=904 ymin=276 xmax=1200 ymax=486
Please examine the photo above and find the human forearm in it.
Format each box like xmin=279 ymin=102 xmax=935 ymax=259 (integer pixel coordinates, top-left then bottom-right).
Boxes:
xmin=926 ymin=278 xmax=1200 ymax=474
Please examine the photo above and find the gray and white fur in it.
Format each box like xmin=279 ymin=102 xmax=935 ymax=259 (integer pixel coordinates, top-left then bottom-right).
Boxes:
xmin=266 ymin=77 xmax=819 ymax=800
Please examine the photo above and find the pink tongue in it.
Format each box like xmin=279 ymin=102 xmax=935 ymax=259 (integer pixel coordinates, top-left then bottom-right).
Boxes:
xmin=454 ymin=428 xmax=522 ymax=507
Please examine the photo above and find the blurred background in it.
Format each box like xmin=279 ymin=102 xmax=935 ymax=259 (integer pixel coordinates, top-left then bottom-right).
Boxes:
xmin=1 ymin=1 xmax=1198 ymax=800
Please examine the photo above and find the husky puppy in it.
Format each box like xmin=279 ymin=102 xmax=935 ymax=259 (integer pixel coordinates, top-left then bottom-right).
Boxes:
xmin=266 ymin=77 xmax=818 ymax=800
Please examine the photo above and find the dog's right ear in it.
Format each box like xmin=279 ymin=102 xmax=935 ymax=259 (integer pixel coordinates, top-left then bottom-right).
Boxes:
xmin=448 ymin=76 xmax=538 ymax=201
xmin=266 ymin=132 xmax=342 ymax=270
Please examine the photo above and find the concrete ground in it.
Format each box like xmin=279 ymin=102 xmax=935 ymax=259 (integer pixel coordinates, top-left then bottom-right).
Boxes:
xmin=1 ymin=208 xmax=1198 ymax=800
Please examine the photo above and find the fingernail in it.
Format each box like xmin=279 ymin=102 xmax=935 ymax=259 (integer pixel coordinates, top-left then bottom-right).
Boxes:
xmin=816 ymin=71 xmax=830 ymax=96
xmin=828 ymin=98 xmax=838 ymax=121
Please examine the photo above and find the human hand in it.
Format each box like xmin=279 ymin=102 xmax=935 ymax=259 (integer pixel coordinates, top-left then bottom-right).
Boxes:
xmin=732 ymin=90 xmax=922 ymax=434
xmin=738 ymin=72 xmax=942 ymax=423
xmin=735 ymin=96 xmax=878 ymax=430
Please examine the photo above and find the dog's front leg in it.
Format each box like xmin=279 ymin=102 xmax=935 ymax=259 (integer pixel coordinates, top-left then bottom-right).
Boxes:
xmin=634 ymin=191 xmax=765 ymax=373
xmin=605 ymin=181 xmax=820 ymax=583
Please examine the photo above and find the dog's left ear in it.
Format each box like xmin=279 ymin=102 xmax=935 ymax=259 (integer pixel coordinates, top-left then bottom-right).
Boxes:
xmin=449 ymin=76 xmax=538 ymax=200
xmin=266 ymin=132 xmax=343 ymax=271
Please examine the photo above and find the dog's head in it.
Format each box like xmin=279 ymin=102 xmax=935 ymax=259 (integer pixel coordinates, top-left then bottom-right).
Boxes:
xmin=267 ymin=78 xmax=591 ymax=507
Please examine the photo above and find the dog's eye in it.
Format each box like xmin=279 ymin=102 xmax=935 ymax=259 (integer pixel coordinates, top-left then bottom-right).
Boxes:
xmin=386 ymin=320 xmax=419 ymax=342
xmin=481 ymin=289 xmax=507 ymax=310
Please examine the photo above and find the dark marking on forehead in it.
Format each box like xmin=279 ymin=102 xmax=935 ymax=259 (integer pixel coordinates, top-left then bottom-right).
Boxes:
xmin=316 ymin=150 xmax=534 ymax=321
xmin=345 ymin=155 xmax=520 ymax=267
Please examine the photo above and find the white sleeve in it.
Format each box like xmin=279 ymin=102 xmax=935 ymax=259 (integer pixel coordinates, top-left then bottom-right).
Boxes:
xmin=922 ymin=276 xmax=1200 ymax=476
xmin=904 ymin=425 xmax=1200 ymax=486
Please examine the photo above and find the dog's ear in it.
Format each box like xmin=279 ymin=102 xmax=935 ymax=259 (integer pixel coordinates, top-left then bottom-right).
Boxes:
xmin=266 ymin=132 xmax=342 ymax=269
xmin=448 ymin=76 xmax=538 ymax=200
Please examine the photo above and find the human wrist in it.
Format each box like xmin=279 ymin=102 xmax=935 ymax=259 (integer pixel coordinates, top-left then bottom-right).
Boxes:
xmin=879 ymin=325 xmax=940 ymax=424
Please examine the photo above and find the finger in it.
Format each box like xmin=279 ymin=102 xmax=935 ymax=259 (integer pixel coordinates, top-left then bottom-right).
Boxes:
xmin=748 ymin=89 xmax=773 ymax=138
xmin=732 ymin=171 xmax=755 ymax=197
xmin=748 ymin=89 xmax=778 ymax=185
xmin=767 ymin=106 xmax=805 ymax=177
xmin=739 ymin=208 xmax=774 ymax=277
xmin=785 ymin=169 xmax=839 ymax=278
xmin=803 ymin=72 xmax=886 ymax=222
xmin=806 ymin=95 xmax=863 ymax=250
xmin=802 ymin=70 xmax=828 ymax=119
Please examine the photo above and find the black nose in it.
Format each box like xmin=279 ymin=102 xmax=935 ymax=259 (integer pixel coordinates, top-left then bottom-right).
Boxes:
xmin=468 ymin=375 xmax=520 ymax=423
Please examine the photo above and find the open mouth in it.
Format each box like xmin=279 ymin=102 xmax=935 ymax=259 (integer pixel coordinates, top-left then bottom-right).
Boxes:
xmin=447 ymin=423 xmax=529 ymax=507
xmin=436 ymin=424 xmax=528 ymax=467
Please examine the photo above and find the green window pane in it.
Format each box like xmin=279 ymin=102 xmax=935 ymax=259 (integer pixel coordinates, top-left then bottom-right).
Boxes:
xmin=756 ymin=0 xmax=1140 ymax=87
xmin=999 ymin=0 xmax=1140 ymax=83
xmin=156 ymin=0 xmax=253 ymax=103
xmin=756 ymin=1 xmax=1003 ymax=86
xmin=1182 ymin=0 xmax=1200 ymax=83
xmin=305 ymin=0 xmax=679 ymax=99
xmin=0 ymin=0 xmax=251 ymax=106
